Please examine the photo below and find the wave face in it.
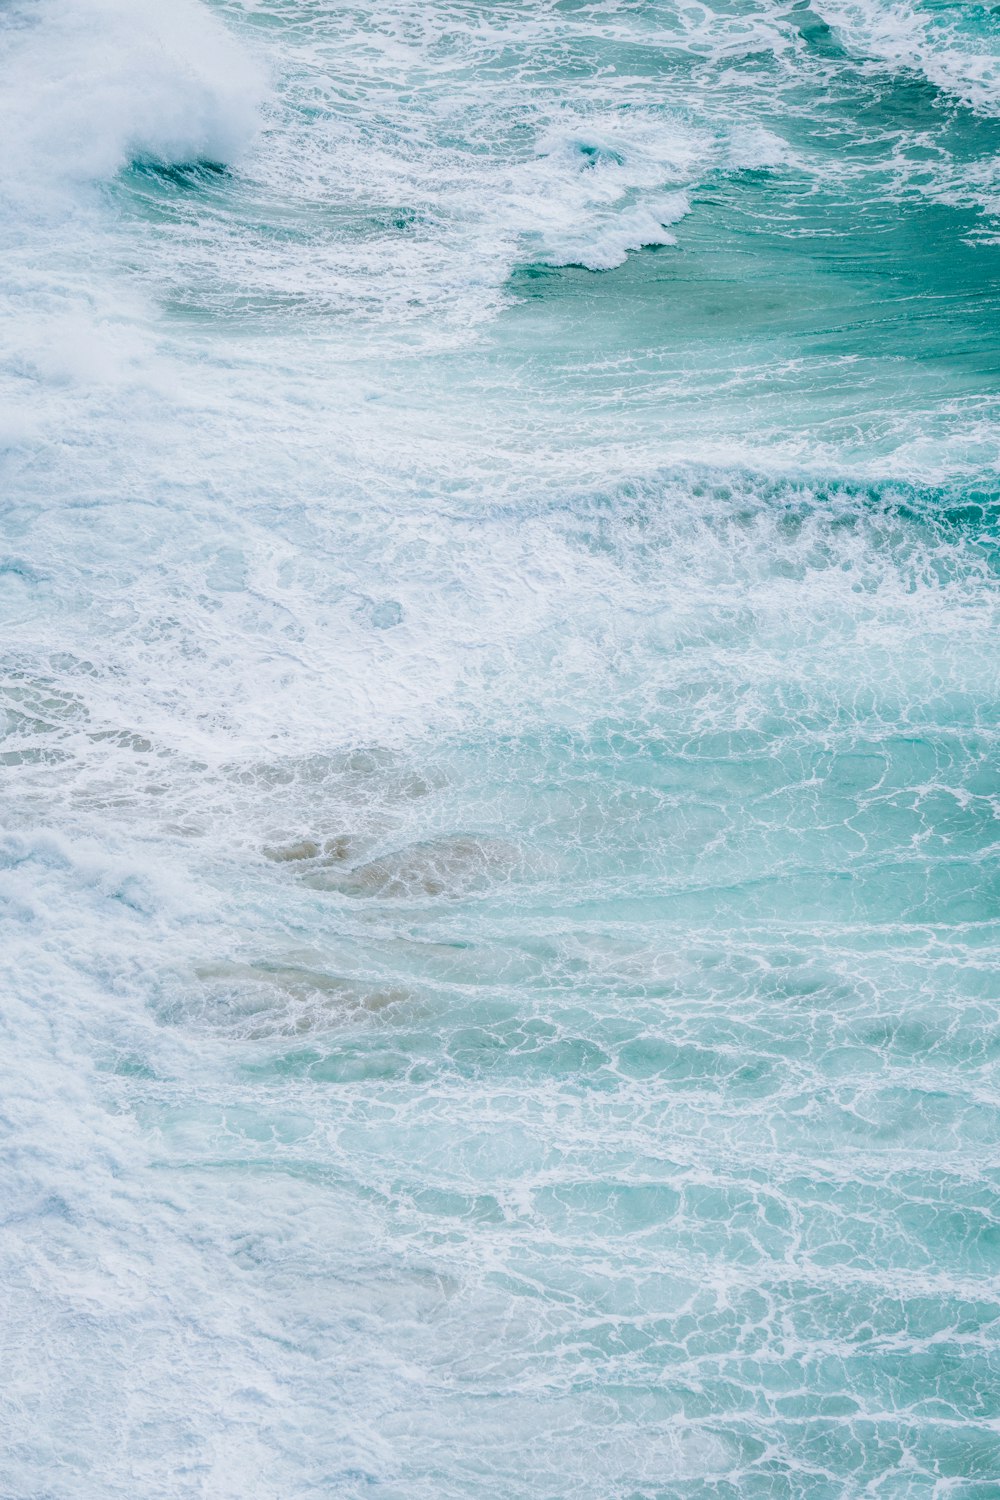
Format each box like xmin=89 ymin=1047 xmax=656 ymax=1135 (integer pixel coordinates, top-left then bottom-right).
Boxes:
xmin=3 ymin=1 xmax=1000 ymax=1496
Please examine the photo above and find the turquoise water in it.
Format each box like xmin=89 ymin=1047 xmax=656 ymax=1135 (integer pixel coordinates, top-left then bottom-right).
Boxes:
xmin=2 ymin=1 xmax=1000 ymax=1495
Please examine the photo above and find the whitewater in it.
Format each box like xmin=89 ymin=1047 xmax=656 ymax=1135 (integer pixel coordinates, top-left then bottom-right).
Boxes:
xmin=2 ymin=1 xmax=1000 ymax=1495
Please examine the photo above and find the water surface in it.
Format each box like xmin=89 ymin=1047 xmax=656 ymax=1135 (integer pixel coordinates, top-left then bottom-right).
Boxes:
xmin=2 ymin=1 xmax=1000 ymax=1495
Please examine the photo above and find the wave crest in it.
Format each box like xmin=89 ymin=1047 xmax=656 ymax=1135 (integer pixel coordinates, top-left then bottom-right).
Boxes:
xmin=0 ymin=0 xmax=266 ymax=190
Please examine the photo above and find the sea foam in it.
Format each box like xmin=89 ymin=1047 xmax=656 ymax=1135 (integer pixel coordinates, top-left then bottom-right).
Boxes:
xmin=3 ymin=1 xmax=1000 ymax=1496
xmin=0 ymin=0 xmax=265 ymax=193
xmin=813 ymin=0 xmax=1000 ymax=114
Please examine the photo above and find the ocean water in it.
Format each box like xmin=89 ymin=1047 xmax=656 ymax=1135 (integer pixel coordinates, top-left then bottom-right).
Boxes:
xmin=2 ymin=1 xmax=1000 ymax=1495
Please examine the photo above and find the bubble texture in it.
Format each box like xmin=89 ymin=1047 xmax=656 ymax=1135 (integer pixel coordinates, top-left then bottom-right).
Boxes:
xmin=2 ymin=1 xmax=1000 ymax=1497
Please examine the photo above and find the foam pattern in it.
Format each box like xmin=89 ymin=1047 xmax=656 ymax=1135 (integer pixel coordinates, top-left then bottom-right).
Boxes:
xmin=2 ymin=1 xmax=1000 ymax=1495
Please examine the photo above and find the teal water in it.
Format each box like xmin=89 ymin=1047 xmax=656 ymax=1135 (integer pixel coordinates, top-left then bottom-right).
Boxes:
xmin=2 ymin=1 xmax=1000 ymax=1495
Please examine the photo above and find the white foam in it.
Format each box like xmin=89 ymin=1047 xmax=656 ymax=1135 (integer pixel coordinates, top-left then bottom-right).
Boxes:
xmin=725 ymin=124 xmax=794 ymax=173
xmin=813 ymin=0 xmax=1000 ymax=114
xmin=2 ymin=6 xmax=999 ymax=1493
xmin=503 ymin=118 xmax=701 ymax=269
xmin=0 ymin=0 xmax=265 ymax=192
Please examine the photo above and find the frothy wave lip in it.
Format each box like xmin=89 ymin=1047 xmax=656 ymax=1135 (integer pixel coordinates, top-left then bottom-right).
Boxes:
xmin=539 ymin=192 xmax=690 ymax=272
xmin=0 ymin=0 xmax=267 ymax=193
xmin=813 ymin=0 xmax=1000 ymax=115
xmin=502 ymin=115 xmax=781 ymax=274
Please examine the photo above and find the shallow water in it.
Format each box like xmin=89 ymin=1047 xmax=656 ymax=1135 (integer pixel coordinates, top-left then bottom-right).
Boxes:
xmin=2 ymin=1 xmax=1000 ymax=1496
